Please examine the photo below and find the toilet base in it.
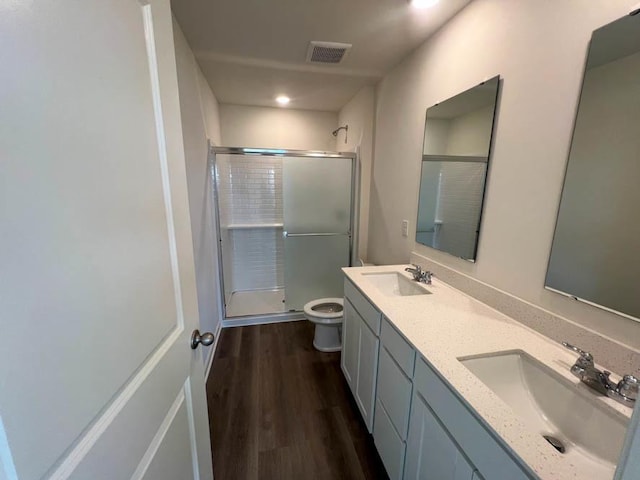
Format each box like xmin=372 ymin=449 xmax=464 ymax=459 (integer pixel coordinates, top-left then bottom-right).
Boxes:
xmin=312 ymin=323 xmax=342 ymax=352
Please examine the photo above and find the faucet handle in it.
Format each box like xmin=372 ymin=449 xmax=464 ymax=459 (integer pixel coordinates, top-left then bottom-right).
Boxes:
xmin=618 ymin=375 xmax=639 ymax=401
xmin=561 ymin=342 xmax=594 ymax=362
xmin=405 ymin=264 xmax=422 ymax=275
xmin=421 ymin=270 xmax=434 ymax=284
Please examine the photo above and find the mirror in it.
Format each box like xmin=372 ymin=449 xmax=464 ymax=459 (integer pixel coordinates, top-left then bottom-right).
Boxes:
xmin=416 ymin=76 xmax=500 ymax=261
xmin=546 ymin=13 xmax=640 ymax=321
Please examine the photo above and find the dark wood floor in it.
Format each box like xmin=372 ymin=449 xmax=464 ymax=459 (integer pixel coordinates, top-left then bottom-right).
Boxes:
xmin=206 ymin=321 xmax=388 ymax=480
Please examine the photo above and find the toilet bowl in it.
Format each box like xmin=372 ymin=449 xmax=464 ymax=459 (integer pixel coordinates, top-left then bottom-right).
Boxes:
xmin=303 ymin=298 xmax=344 ymax=352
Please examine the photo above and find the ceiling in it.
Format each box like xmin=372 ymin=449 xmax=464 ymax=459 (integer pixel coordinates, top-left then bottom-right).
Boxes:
xmin=172 ymin=0 xmax=472 ymax=112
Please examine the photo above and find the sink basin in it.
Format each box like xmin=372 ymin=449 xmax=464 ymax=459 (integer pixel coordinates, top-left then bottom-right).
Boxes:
xmin=459 ymin=350 xmax=629 ymax=477
xmin=363 ymin=272 xmax=431 ymax=297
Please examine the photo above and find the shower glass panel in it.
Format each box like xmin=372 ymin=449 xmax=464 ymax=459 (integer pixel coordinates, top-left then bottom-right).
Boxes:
xmin=417 ymin=159 xmax=487 ymax=260
xmin=283 ymin=235 xmax=350 ymax=311
xmin=213 ymin=149 xmax=355 ymax=319
xmin=283 ymin=157 xmax=353 ymax=311
xmin=283 ymin=157 xmax=352 ymax=233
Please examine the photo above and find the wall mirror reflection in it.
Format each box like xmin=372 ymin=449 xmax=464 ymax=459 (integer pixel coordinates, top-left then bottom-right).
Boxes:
xmin=546 ymin=13 xmax=640 ymax=321
xmin=415 ymin=76 xmax=500 ymax=261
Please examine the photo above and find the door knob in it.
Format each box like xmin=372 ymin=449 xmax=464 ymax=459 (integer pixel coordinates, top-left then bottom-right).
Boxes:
xmin=191 ymin=329 xmax=215 ymax=349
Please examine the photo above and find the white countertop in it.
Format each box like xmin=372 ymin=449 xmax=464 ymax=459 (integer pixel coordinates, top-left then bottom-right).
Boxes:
xmin=343 ymin=265 xmax=632 ymax=480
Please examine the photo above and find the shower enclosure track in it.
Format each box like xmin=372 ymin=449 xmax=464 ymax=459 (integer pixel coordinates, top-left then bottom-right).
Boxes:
xmin=211 ymin=146 xmax=357 ymax=159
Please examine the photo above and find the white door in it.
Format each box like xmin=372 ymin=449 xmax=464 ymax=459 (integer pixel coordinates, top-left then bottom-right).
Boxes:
xmin=0 ymin=1 xmax=214 ymax=479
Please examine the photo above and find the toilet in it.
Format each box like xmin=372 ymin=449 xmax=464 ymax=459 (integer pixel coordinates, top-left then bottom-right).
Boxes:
xmin=303 ymin=298 xmax=344 ymax=352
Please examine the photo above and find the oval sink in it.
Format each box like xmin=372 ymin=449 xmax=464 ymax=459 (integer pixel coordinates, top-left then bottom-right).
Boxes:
xmin=459 ymin=350 xmax=629 ymax=478
xmin=363 ymin=272 xmax=431 ymax=297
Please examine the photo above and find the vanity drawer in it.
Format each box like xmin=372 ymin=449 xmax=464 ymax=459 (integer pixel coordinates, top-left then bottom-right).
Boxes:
xmin=373 ymin=398 xmax=406 ymax=480
xmin=413 ymin=358 xmax=531 ymax=480
xmin=377 ymin=346 xmax=412 ymax=440
xmin=344 ymin=279 xmax=381 ymax=335
xmin=381 ymin=317 xmax=415 ymax=377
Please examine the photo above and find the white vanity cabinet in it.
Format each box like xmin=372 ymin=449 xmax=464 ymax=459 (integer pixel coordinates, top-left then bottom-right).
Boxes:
xmin=404 ymin=391 xmax=475 ymax=480
xmin=373 ymin=318 xmax=416 ymax=480
xmin=342 ymin=279 xmax=382 ymax=432
xmin=410 ymin=358 xmax=530 ymax=480
xmin=341 ymin=272 xmax=532 ymax=480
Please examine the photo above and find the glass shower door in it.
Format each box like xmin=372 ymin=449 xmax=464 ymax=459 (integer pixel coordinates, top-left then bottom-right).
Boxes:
xmin=283 ymin=156 xmax=353 ymax=311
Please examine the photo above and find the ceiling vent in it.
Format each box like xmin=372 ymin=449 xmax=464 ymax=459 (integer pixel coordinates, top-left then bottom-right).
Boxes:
xmin=306 ymin=41 xmax=352 ymax=64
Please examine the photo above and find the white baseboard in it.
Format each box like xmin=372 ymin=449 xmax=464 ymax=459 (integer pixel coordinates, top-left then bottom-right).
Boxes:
xmin=221 ymin=312 xmax=305 ymax=328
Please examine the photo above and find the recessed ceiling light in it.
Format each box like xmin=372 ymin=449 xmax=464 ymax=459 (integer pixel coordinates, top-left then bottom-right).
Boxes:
xmin=275 ymin=95 xmax=290 ymax=105
xmin=410 ymin=0 xmax=439 ymax=8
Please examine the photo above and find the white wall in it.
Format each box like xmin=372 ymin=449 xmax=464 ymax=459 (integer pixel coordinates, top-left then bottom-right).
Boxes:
xmin=368 ymin=0 xmax=640 ymax=348
xmin=336 ymin=86 xmax=375 ymax=262
xmin=423 ymin=118 xmax=450 ymax=155
xmin=219 ymin=104 xmax=337 ymax=150
xmin=173 ymin=17 xmax=222 ymax=364
xmin=424 ymin=106 xmax=494 ymax=156
xmin=446 ymin=105 xmax=494 ymax=156
xmin=196 ymin=68 xmax=222 ymax=144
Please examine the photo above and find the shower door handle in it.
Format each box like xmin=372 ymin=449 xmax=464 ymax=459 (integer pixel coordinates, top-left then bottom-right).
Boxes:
xmin=283 ymin=232 xmax=349 ymax=237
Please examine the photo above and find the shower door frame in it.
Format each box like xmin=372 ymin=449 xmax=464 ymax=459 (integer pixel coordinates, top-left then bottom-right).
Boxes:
xmin=210 ymin=145 xmax=358 ymax=325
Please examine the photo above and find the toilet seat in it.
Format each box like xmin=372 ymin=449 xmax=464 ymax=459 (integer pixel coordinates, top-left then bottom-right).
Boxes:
xmin=303 ymin=298 xmax=344 ymax=324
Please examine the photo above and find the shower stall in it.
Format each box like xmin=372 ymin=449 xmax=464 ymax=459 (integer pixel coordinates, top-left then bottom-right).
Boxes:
xmin=210 ymin=147 xmax=357 ymax=322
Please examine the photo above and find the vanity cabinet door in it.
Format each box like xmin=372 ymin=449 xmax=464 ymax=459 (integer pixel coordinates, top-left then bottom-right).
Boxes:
xmin=404 ymin=392 xmax=474 ymax=480
xmin=341 ymin=299 xmax=359 ymax=391
xmin=341 ymin=298 xmax=379 ymax=432
xmin=356 ymin=318 xmax=379 ymax=432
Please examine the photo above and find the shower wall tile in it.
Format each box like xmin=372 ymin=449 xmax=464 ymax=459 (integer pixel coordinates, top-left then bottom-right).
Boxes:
xmin=435 ymin=162 xmax=486 ymax=259
xmin=216 ymin=156 xmax=283 ymax=225
xmin=216 ymin=155 xmax=284 ymax=293
xmin=230 ymin=228 xmax=284 ymax=291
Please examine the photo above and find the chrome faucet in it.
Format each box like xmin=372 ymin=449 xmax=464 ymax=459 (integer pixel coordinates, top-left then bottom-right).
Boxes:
xmin=562 ymin=342 xmax=637 ymax=407
xmin=404 ymin=264 xmax=434 ymax=285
